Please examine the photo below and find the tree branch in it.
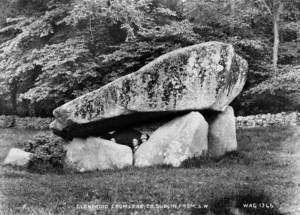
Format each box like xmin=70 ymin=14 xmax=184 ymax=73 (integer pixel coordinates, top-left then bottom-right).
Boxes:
xmin=258 ymin=0 xmax=272 ymax=15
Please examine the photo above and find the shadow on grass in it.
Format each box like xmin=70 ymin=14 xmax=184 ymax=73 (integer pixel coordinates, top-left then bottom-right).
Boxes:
xmin=191 ymin=189 xmax=284 ymax=215
xmin=24 ymin=150 xmax=251 ymax=175
xmin=214 ymin=151 xmax=252 ymax=165
xmin=181 ymin=151 xmax=252 ymax=168
xmin=181 ymin=155 xmax=213 ymax=168
xmin=27 ymin=160 xmax=67 ymax=175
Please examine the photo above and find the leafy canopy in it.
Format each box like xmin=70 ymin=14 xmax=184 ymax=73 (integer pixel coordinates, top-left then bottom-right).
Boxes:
xmin=0 ymin=0 xmax=299 ymax=116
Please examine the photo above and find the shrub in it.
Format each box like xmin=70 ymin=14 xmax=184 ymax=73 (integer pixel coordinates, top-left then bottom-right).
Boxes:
xmin=24 ymin=132 xmax=66 ymax=173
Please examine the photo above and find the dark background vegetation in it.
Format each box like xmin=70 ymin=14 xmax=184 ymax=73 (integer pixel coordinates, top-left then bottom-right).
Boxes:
xmin=0 ymin=0 xmax=299 ymax=117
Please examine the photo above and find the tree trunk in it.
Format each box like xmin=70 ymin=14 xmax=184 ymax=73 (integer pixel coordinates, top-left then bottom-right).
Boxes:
xmin=230 ymin=0 xmax=235 ymax=17
xmin=273 ymin=10 xmax=280 ymax=74
xmin=9 ymin=78 xmax=18 ymax=115
xmin=272 ymin=1 xmax=283 ymax=74
xmin=10 ymin=86 xmax=17 ymax=115
xmin=230 ymin=0 xmax=235 ymax=32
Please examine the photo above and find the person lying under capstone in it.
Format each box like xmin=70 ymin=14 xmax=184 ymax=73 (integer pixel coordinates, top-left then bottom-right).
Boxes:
xmin=140 ymin=133 xmax=149 ymax=144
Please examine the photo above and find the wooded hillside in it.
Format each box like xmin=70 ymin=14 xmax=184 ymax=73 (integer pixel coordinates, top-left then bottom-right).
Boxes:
xmin=0 ymin=0 xmax=299 ymax=117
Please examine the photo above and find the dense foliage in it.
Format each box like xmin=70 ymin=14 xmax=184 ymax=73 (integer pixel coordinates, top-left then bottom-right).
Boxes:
xmin=24 ymin=132 xmax=66 ymax=172
xmin=0 ymin=0 xmax=299 ymax=116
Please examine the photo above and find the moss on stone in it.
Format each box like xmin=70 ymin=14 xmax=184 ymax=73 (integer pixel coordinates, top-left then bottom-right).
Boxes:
xmin=120 ymin=79 xmax=132 ymax=106
xmin=145 ymin=72 xmax=160 ymax=100
xmin=52 ymin=42 xmax=248 ymax=134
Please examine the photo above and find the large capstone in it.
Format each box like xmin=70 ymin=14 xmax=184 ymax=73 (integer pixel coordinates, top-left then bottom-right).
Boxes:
xmin=51 ymin=42 xmax=247 ymax=139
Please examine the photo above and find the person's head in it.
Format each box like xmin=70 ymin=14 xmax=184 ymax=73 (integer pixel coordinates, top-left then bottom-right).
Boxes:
xmin=110 ymin=137 xmax=116 ymax=142
xmin=140 ymin=133 xmax=149 ymax=143
xmin=132 ymin=138 xmax=139 ymax=147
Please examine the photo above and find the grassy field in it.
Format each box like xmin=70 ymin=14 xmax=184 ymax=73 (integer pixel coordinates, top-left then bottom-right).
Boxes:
xmin=0 ymin=127 xmax=299 ymax=215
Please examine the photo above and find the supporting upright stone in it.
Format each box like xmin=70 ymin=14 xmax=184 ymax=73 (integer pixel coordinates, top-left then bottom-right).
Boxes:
xmin=135 ymin=111 xmax=208 ymax=167
xmin=208 ymin=106 xmax=237 ymax=158
xmin=64 ymin=137 xmax=133 ymax=172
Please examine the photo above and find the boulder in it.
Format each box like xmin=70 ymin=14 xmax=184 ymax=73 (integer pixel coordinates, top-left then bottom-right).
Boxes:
xmin=0 ymin=115 xmax=15 ymax=128
xmin=4 ymin=148 xmax=32 ymax=167
xmin=208 ymin=106 xmax=237 ymax=158
xmin=135 ymin=112 xmax=208 ymax=167
xmin=64 ymin=137 xmax=132 ymax=172
xmin=50 ymin=42 xmax=247 ymax=139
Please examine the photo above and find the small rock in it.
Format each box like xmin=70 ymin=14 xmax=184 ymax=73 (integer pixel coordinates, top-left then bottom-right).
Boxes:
xmin=4 ymin=148 xmax=32 ymax=167
xmin=0 ymin=115 xmax=15 ymax=128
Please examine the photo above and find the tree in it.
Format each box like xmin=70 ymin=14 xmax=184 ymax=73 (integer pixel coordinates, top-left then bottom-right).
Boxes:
xmin=257 ymin=0 xmax=283 ymax=73
xmin=0 ymin=0 xmax=198 ymax=116
xmin=256 ymin=0 xmax=300 ymax=73
xmin=0 ymin=0 xmax=299 ymax=116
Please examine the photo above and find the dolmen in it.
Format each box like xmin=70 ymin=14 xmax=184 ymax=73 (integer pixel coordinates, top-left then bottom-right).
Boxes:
xmin=50 ymin=41 xmax=248 ymax=172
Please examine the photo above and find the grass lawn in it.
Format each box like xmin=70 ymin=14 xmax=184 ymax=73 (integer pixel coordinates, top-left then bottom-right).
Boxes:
xmin=0 ymin=127 xmax=299 ymax=215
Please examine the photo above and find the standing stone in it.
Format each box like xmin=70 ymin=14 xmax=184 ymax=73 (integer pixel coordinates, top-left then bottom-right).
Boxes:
xmin=64 ymin=137 xmax=132 ymax=172
xmin=4 ymin=148 xmax=32 ymax=167
xmin=208 ymin=106 xmax=237 ymax=158
xmin=135 ymin=112 xmax=208 ymax=167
